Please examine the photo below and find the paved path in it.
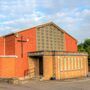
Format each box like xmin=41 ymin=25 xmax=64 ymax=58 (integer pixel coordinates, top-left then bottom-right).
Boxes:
xmin=0 ymin=78 xmax=90 ymax=90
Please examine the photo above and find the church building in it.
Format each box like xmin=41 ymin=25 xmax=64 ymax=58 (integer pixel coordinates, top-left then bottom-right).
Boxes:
xmin=0 ymin=22 xmax=88 ymax=80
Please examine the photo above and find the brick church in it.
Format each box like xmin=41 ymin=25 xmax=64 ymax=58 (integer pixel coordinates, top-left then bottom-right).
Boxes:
xmin=0 ymin=22 xmax=88 ymax=80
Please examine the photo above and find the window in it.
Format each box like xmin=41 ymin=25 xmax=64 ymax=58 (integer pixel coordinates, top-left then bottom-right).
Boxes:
xmin=74 ymin=57 xmax=77 ymax=69
xmin=71 ymin=57 xmax=74 ymax=70
xmin=77 ymin=57 xmax=81 ymax=69
xmin=81 ymin=58 xmax=83 ymax=69
xmin=64 ymin=58 xmax=67 ymax=70
xmin=67 ymin=57 xmax=71 ymax=70
xmin=60 ymin=58 xmax=63 ymax=71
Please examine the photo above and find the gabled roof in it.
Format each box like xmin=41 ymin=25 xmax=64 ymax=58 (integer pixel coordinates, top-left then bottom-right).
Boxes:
xmin=2 ymin=22 xmax=77 ymax=42
xmin=36 ymin=22 xmax=77 ymax=42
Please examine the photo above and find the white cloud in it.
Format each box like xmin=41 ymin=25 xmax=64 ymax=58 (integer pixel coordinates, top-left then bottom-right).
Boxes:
xmin=56 ymin=12 xmax=67 ymax=17
xmin=82 ymin=9 xmax=90 ymax=17
xmin=0 ymin=26 xmax=18 ymax=36
xmin=0 ymin=14 xmax=6 ymax=18
xmin=0 ymin=0 xmax=90 ymax=42
xmin=0 ymin=0 xmax=36 ymax=17
xmin=45 ymin=8 xmax=90 ymax=42
xmin=1 ymin=10 xmax=46 ymax=26
xmin=0 ymin=26 xmax=15 ymax=31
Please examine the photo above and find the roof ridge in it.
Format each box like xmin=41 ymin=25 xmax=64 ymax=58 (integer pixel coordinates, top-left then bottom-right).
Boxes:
xmin=1 ymin=21 xmax=77 ymax=42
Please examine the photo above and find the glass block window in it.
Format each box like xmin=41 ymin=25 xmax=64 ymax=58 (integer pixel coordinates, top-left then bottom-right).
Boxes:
xmin=36 ymin=24 xmax=65 ymax=51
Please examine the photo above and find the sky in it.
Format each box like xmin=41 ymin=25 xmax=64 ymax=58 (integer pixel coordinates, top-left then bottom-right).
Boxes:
xmin=0 ymin=0 xmax=90 ymax=43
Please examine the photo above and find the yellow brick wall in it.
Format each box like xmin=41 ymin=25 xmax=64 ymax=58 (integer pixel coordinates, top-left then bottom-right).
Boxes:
xmin=28 ymin=57 xmax=38 ymax=78
xmin=28 ymin=54 xmax=88 ymax=80
xmin=43 ymin=56 xmax=53 ymax=80
xmin=55 ymin=55 xmax=88 ymax=80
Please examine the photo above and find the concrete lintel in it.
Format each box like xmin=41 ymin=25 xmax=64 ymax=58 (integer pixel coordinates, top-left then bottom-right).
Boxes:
xmin=0 ymin=55 xmax=18 ymax=58
xmin=28 ymin=51 xmax=88 ymax=57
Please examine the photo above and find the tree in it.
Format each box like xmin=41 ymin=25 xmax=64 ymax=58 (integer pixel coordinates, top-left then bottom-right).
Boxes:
xmin=78 ymin=39 xmax=90 ymax=65
xmin=78 ymin=43 xmax=85 ymax=52
xmin=83 ymin=39 xmax=90 ymax=59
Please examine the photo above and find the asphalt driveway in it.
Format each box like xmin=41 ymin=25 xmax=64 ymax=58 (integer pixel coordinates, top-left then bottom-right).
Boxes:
xmin=0 ymin=78 xmax=90 ymax=90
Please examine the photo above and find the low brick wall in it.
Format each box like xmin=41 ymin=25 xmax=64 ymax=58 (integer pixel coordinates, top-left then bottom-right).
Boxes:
xmin=28 ymin=51 xmax=88 ymax=80
xmin=42 ymin=52 xmax=88 ymax=80
xmin=0 ymin=55 xmax=17 ymax=78
xmin=55 ymin=55 xmax=88 ymax=80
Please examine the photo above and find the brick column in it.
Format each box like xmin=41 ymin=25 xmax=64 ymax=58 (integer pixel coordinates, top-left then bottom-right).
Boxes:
xmin=43 ymin=55 xmax=53 ymax=80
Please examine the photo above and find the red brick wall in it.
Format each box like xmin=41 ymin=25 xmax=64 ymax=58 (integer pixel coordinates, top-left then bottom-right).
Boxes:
xmin=15 ymin=27 xmax=37 ymax=77
xmin=65 ymin=33 xmax=77 ymax=52
xmin=0 ymin=57 xmax=16 ymax=78
xmin=0 ymin=28 xmax=37 ymax=77
xmin=5 ymin=35 xmax=15 ymax=55
xmin=0 ymin=37 xmax=4 ymax=55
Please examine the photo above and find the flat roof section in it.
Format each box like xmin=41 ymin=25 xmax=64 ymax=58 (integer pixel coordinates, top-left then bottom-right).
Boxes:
xmin=28 ymin=51 xmax=88 ymax=57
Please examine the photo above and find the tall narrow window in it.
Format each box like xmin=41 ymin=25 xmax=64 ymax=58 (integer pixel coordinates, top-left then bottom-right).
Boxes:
xmin=60 ymin=58 xmax=63 ymax=71
xmin=71 ymin=57 xmax=74 ymax=70
xmin=64 ymin=58 xmax=67 ymax=70
xmin=74 ymin=57 xmax=77 ymax=70
xmin=68 ymin=57 xmax=71 ymax=70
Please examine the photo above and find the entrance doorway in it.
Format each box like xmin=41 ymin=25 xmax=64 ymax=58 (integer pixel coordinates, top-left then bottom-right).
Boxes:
xmin=28 ymin=56 xmax=43 ymax=78
xmin=39 ymin=57 xmax=43 ymax=76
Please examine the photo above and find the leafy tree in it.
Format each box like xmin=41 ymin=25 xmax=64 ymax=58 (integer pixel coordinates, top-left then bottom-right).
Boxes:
xmin=83 ymin=39 xmax=90 ymax=59
xmin=78 ymin=43 xmax=85 ymax=52
xmin=78 ymin=39 xmax=90 ymax=65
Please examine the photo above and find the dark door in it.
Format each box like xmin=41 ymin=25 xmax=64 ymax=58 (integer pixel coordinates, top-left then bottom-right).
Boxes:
xmin=39 ymin=57 xmax=43 ymax=76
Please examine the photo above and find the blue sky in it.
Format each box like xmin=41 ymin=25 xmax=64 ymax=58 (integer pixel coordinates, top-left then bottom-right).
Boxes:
xmin=0 ymin=0 xmax=90 ymax=43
